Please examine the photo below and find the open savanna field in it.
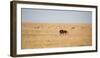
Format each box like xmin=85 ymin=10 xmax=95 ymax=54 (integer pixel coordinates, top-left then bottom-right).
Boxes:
xmin=21 ymin=22 xmax=92 ymax=49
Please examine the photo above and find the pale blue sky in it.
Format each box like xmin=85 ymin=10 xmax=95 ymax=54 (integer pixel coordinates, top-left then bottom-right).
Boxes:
xmin=21 ymin=8 xmax=92 ymax=24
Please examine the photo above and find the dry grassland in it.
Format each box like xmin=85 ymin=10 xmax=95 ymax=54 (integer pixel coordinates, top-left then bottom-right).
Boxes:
xmin=21 ymin=22 xmax=92 ymax=49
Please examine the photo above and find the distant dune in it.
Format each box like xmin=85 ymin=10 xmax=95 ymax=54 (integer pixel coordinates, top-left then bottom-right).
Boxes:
xmin=21 ymin=22 xmax=92 ymax=49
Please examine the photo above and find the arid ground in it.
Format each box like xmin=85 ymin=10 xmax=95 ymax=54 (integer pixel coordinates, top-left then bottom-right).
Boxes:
xmin=21 ymin=22 xmax=92 ymax=49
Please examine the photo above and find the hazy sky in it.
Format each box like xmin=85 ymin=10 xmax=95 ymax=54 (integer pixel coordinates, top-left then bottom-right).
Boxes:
xmin=21 ymin=8 xmax=92 ymax=24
